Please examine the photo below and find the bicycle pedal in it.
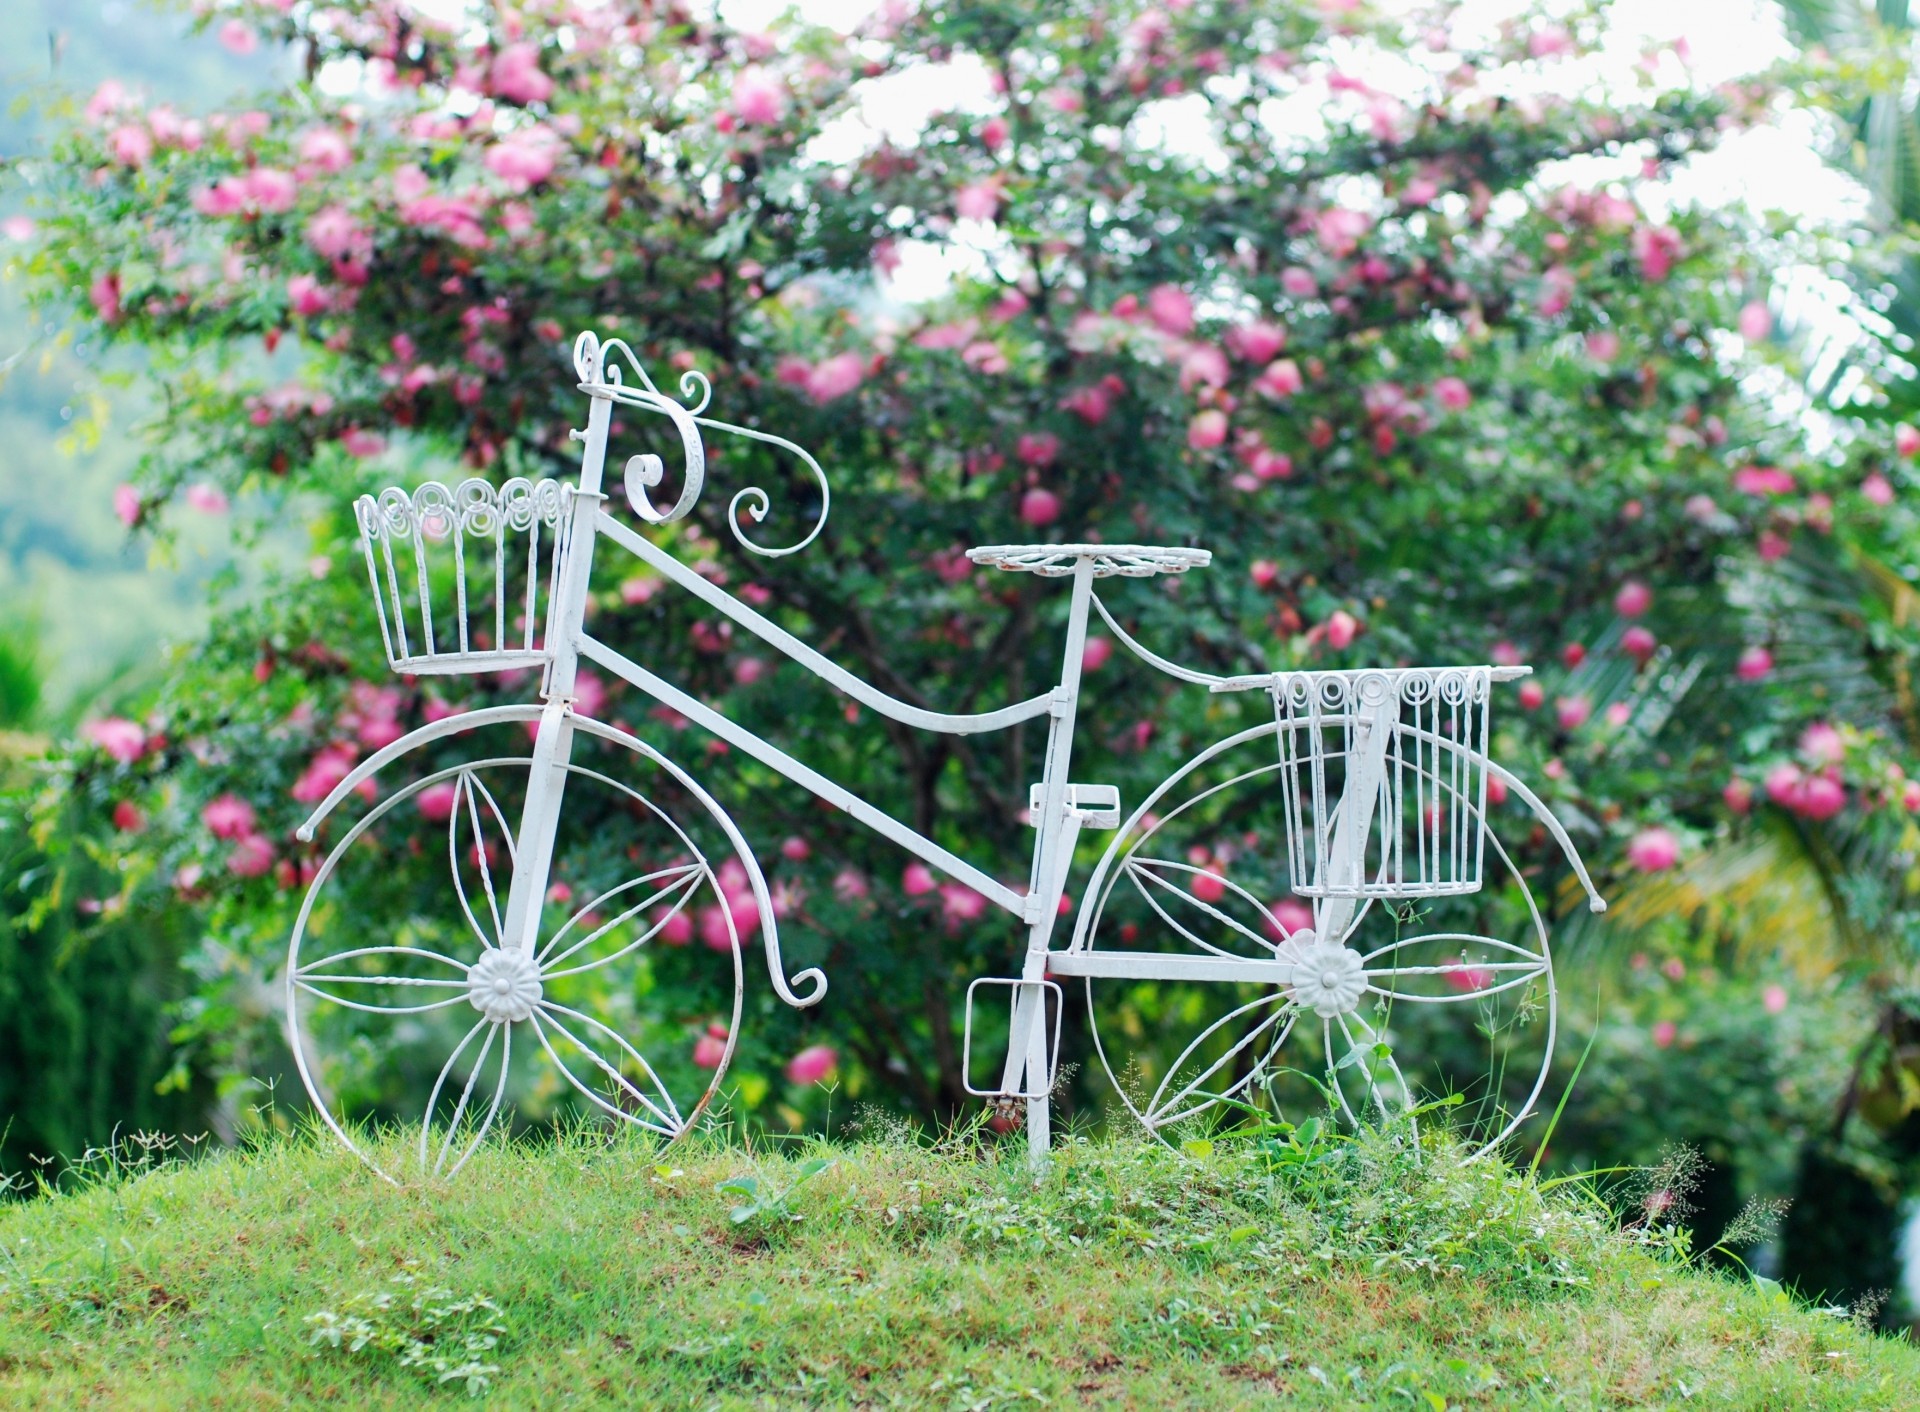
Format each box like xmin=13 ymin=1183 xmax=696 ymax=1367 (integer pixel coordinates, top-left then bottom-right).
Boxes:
xmin=1027 ymin=782 xmax=1120 ymax=828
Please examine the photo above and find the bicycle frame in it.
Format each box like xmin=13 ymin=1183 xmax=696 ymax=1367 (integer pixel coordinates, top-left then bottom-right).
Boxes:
xmin=303 ymin=329 xmax=1608 ymax=1175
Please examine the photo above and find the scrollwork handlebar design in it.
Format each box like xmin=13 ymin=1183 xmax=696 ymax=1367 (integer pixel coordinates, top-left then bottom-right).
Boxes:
xmin=572 ymin=330 xmax=831 ymax=558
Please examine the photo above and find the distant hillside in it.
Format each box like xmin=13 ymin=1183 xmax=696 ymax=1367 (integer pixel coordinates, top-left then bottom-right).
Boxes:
xmin=0 ymin=0 xmax=283 ymax=716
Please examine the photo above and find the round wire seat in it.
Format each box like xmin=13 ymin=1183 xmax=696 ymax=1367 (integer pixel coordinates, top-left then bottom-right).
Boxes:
xmin=966 ymin=544 xmax=1211 ymax=578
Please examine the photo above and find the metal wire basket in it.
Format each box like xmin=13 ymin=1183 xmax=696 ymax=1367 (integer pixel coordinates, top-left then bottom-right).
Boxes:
xmin=1270 ymin=666 xmax=1495 ymax=899
xmin=355 ymin=477 xmax=571 ymax=676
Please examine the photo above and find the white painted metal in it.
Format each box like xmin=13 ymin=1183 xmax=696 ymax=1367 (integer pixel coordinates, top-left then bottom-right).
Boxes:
xmin=962 ymin=978 xmax=1062 ymax=1099
xmin=304 ymin=325 xmax=1606 ymax=1181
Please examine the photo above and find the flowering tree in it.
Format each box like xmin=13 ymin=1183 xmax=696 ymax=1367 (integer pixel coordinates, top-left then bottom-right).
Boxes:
xmin=12 ymin=0 xmax=1920 ymax=1293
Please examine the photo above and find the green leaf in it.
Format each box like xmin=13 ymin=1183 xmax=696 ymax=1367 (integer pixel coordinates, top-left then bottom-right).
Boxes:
xmin=1180 ymin=1138 xmax=1215 ymax=1159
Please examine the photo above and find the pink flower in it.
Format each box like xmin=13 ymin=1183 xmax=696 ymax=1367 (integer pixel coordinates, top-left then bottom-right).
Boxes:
xmin=693 ymin=1031 xmax=728 ymax=1068
xmin=1763 ymin=984 xmax=1788 ymax=1014
xmin=833 ymin=868 xmax=869 ymax=902
xmin=1736 ymin=646 xmax=1772 ymax=681
xmin=1179 ymin=345 xmax=1229 ymax=391
xmin=484 ymin=126 xmax=560 ymax=189
xmin=1281 ymin=266 xmax=1317 ymax=297
xmin=1626 ymin=826 xmax=1679 ymax=872
xmin=1528 ymin=24 xmax=1574 ymax=58
xmin=1250 ymin=448 xmax=1292 ymax=480
xmin=416 ymin=782 xmax=459 ymax=822
xmin=297 ymin=127 xmax=352 ymax=173
xmin=287 ymin=274 xmax=330 ymax=318
xmin=1019 ymin=488 xmax=1061 ymax=526
xmin=902 ymin=862 xmax=937 ymax=896
xmin=1059 ymin=383 xmax=1113 ymax=425
xmin=1556 ymin=695 xmax=1591 ymax=730
xmin=113 ymin=484 xmax=141 ymax=527
xmin=1863 ymin=472 xmax=1895 ymax=506
xmin=107 ymin=124 xmax=152 ymax=167
xmin=1800 ymin=722 xmax=1843 ymax=765
xmin=1898 ymin=423 xmax=1920 ymax=458
xmin=1519 ymin=681 xmax=1545 ymax=711
xmin=1016 ymin=432 xmax=1060 ymax=467
xmin=1632 ymin=224 xmax=1682 ymax=282
xmin=1652 ymin=1020 xmax=1677 ymax=1049
xmin=112 ymin=800 xmax=145 ymax=832
xmin=1723 ymin=777 xmax=1753 ymax=814
xmin=84 ymin=717 xmax=147 ymax=763
xmin=1905 ymin=780 xmax=1920 ymax=814
xmin=1433 ymin=376 xmax=1471 ymax=411
xmin=228 ymin=833 xmax=275 ymax=878
xmin=1251 ymin=560 xmax=1279 ymax=590
xmin=1043 ymin=86 xmax=1082 ymax=114
xmin=89 ymin=273 xmax=121 ymax=323
xmin=492 ymin=42 xmax=554 ymax=105
xmin=1444 ymin=965 xmax=1495 ymax=992
xmin=1586 ymin=330 xmax=1621 ymax=362
xmin=1255 ymin=359 xmax=1303 ymax=399
xmin=1081 ymin=636 xmax=1113 ymax=673
xmin=1732 ymin=465 xmax=1795 ymax=497
xmin=1268 ymin=897 xmax=1314 ymax=938
xmin=218 ymin=19 xmax=258 ymax=55
xmin=1187 ymin=409 xmax=1228 ymax=450
xmin=242 ymin=167 xmax=297 ymax=213
xmin=1314 ymin=206 xmax=1370 ymax=257
xmin=1538 ymin=265 xmax=1576 ymax=317
xmin=939 ymin=883 xmax=988 ymax=929
xmin=785 ymin=1043 xmax=838 ymax=1085
xmin=1325 ymin=610 xmax=1359 ymax=650
xmin=654 ymin=908 xmax=693 ymax=945
xmin=806 ymin=352 xmax=864 ymax=404
xmin=202 ymin=792 xmax=257 ymax=841
xmin=981 ymin=116 xmax=1010 ymax=150
xmin=185 ymin=482 xmax=229 ymax=514
xmin=955 ymin=179 xmax=1001 ymax=222
xmin=1621 ymin=626 xmax=1657 ymax=666
xmin=306 ymin=205 xmax=365 ymax=261
xmin=1146 ymin=284 xmax=1194 ymax=336
xmin=1797 ymin=773 xmax=1846 ymax=820
xmin=698 ymin=904 xmax=735 ymax=952
xmin=1613 ymin=580 xmax=1652 ymax=618
xmin=1738 ymin=300 xmax=1772 ymax=342
xmin=339 ymin=428 xmax=387 ymax=458
xmin=731 ymin=66 xmax=786 ymax=125
xmin=1 ymin=216 xmax=34 ymax=243
xmin=1227 ymin=322 xmax=1285 ymax=363
xmin=291 ymin=746 xmax=358 ymax=803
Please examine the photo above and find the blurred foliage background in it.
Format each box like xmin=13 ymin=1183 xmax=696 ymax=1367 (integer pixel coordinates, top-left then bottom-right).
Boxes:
xmin=3 ymin=0 xmax=1920 ymax=1329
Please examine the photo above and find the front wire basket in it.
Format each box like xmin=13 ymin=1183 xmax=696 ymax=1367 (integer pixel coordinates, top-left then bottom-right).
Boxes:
xmin=355 ymin=477 xmax=571 ymax=677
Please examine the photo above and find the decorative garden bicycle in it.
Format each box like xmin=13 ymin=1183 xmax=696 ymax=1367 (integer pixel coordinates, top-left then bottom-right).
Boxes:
xmin=287 ymin=329 xmax=1605 ymax=1181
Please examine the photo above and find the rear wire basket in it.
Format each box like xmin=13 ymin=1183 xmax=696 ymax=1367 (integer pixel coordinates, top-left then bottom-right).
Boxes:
xmin=1273 ymin=667 xmax=1493 ymax=899
xmin=355 ymin=477 xmax=571 ymax=676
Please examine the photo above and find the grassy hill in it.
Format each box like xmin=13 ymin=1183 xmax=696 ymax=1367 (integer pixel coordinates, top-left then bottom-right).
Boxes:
xmin=0 ymin=1124 xmax=1911 ymax=1408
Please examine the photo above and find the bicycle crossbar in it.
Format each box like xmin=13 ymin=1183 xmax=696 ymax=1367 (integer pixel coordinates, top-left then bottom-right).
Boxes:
xmin=575 ymin=633 xmax=1030 ymax=919
xmin=1046 ymin=951 xmax=1297 ymax=985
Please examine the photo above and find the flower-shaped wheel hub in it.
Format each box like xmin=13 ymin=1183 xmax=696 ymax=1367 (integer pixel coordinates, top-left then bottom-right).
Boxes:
xmin=1277 ymin=931 xmax=1368 ymax=1019
xmin=467 ymin=947 xmax=543 ymax=1023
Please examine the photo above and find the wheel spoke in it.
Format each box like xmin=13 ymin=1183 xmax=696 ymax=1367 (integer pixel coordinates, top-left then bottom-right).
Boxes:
xmin=451 ymin=771 xmax=509 ymax=951
xmin=533 ymin=1002 xmax=683 ymax=1134
xmin=1125 ymin=859 xmax=1283 ymax=962
xmin=444 ymin=1024 xmax=513 ymax=1178
xmin=432 ymin=1019 xmax=501 ymax=1176
xmin=294 ymin=944 xmax=473 ymax=1015
xmin=1150 ymin=1002 xmax=1298 ymax=1130
xmin=538 ymin=864 xmax=706 ymax=972
xmin=418 ymin=1018 xmax=489 ymax=1174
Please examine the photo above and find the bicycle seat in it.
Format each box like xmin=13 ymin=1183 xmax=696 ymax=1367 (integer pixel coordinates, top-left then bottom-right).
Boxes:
xmin=966 ymin=544 xmax=1211 ymax=578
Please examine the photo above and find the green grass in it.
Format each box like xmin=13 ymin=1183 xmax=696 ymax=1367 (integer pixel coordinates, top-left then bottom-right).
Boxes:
xmin=0 ymin=1120 xmax=1912 ymax=1409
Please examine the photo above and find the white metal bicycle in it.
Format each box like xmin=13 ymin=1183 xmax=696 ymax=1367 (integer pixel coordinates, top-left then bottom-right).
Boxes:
xmin=287 ymin=329 xmax=1605 ymax=1181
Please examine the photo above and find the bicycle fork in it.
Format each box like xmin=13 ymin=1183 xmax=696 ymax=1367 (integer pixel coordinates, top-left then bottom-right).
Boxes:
xmin=496 ymin=387 xmax=612 ymax=957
